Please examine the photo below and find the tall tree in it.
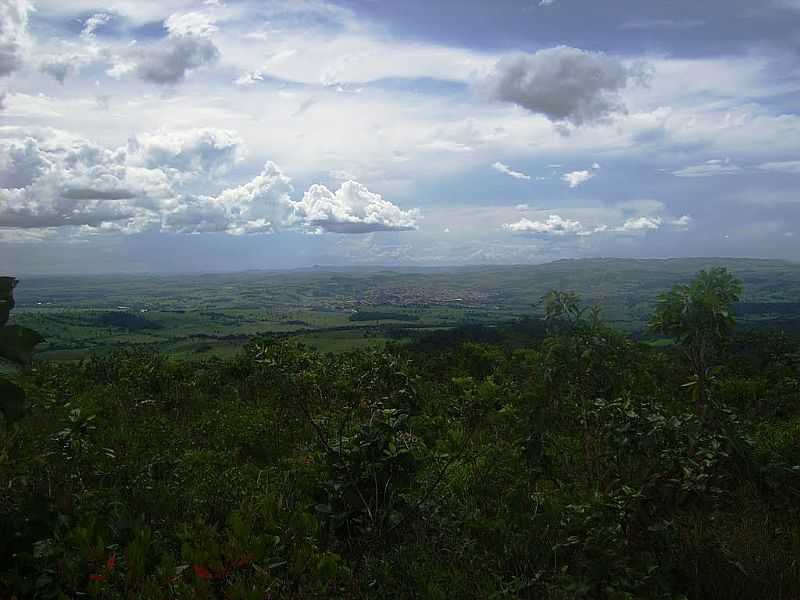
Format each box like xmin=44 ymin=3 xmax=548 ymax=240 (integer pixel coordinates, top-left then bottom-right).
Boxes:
xmin=649 ymin=267 xmax=741 ymax=410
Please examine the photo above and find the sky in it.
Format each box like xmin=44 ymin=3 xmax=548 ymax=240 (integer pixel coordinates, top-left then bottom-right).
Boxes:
xmin=0 ymin=0 xmax=798 ymax=273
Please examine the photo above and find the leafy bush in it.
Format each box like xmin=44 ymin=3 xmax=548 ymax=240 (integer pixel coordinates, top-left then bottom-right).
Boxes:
xmin=2 ymin=273 xmax=800 ymax=598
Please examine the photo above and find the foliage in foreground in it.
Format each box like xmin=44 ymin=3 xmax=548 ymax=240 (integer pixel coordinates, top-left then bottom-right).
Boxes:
xmin=1 ymin=270 xmax=800 ymax=599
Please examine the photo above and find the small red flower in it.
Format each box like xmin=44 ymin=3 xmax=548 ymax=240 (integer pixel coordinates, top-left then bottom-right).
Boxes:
xmin=106 ymin=552 xmax=117 ymax=572
xmin=193 ymin=564 xmax=213 ymax=580
xmin=89 ymin=574 xmax=106 ymax=582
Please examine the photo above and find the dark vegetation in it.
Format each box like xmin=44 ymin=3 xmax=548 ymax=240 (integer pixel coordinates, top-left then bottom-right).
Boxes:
xmin=349 ymin=311 xmax=420 ymax=322
xmin=95 ymin=312 xmax=163 ymax=331
xmin=2 ymin=268 xmax=800 ymax=599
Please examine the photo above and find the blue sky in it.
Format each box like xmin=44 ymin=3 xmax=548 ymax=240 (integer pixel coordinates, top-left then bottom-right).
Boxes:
xmin=0 ymin=0 xmax=798 ymax=273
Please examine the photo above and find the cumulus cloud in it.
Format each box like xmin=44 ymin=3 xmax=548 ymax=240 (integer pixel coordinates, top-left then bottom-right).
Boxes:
xmin=618 ymin=216 xmax=662 ymax=231
xmin=0 ymin=137 xmax=50 ymax=188
xmin=164 ymin=161 xmax=294 ymax=234
xmin=483 ymin=46 xmax=646 ymax=126
xmin=0 ymin=133 xmax=174 ymax=230
xmin=504 ymin=210 xmax=689 ymax=238
xmin=127 ymin=128 xmax=244 ymax=175
xmin=166 ymin=170 xmax=419 ymax=235
xmin=492 ymin=161 xmax=531 ymax=180
xmin=756 ymin=160 xmax=800 ymax=174
xmin=0 ymin=0 xmax=30 ymax=77
xmin=562 ymin=170 xmax=594 ymax=188
xmin=208 ymin=161 xmax=294 ymax=235
xmin=134 ymin=12 xmax=220 ymax=85
xmin=504 ymin=214 xmax=584 ymax=235
xmin=293 ymin=180 xmax=419 ymax=233
xmin=672 ymin=159 xmax=741 ymax=177
xmin=0 ymin=129 xmax=419 ymax=237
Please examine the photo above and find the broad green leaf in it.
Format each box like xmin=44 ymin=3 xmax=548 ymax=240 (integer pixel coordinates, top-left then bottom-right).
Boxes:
xmin=0 ymin=277 xmax=16 ymax=327
xmin=0 ymin=325 xmax=45 ymax=365
xmin=0 ymin=376 xmax=25 ymax=423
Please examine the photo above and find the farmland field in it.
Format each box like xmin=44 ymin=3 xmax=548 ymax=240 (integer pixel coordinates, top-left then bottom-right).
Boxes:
xmin=7 ymin=257 xmax=800 ymax=359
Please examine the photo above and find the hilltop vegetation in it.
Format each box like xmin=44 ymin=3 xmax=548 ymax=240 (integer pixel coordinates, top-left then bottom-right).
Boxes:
xmin=1 ymin=268 xmax=799 ymax=599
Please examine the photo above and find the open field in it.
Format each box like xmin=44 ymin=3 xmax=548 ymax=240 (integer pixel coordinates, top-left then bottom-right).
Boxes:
xmin=7 ymin=258 xmax=800 ymax=359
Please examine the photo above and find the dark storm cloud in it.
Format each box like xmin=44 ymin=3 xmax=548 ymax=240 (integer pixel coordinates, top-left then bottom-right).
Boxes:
xmin=135 ymin=35 xmax=219 ymax=85
xmin=483 ymin=47 xmax=647 ymax=126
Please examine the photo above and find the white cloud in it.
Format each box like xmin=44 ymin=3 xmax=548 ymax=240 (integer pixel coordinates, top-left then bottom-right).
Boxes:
xmin=26 ymin=0 xmax=207 ymax=25
xmin=562 ymin=169 xmax=594 ymax=187
xmin=36 ymin=12 xmax=115 ymax=84
xmin=0 ymin=131 xmax=176 ymax=231
xmin=420 ymin=140 xmax=474 ymax=153
xmin=492 ymin=161 xmax=531 ymax=180
xmin=235 ymin=49 xmax=297 ymax=85
xmin=539 ymin=0 xmax=556 ymax=5
xmin=224 ymin=23 xmax=494 ymax=89
xmin=3 ymin=0 xmax=800 ymax=266
xmin=669 ymin=215 xmax=692 ymax=229
xmin=165 ymin=161 xmax=294 ymax=234
xmin=293 ymin=180 xmax=418 ymax=233
xmin=619 ymin=216 xmax=662 ymax=231
xmin=515 ymin=203 xmax=529 ymax=210
xmin=0 ymin=0 xmax=30 ymax=77
xmin=164 ymin=11 xmax=218 ymax=37
xmin=0 ymin=128 xmax=419 ymax=236
xmin=504 ymin=208 xmax=687 ymax=238
xmin=756 ymin=160 xmax=800 ymax=174
xmin=504 ymin=214 xmax=584 ymax=235
xmin=0 ymin=136 xmax=51 ymax=188
xmin=483 ymin=46 xmax=646 ymax=126
xmin=127 ymin=128 xmax=244 ymax=175
xmin=81 ymin=13 xmax=113 ymax=40
xmin=672 ymin=159 xmax=741 ymax=177
xmin=0 ymin=128 xmax=247 ymax=232
xmin=235 ymin=70 xmax=263 ymax=86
